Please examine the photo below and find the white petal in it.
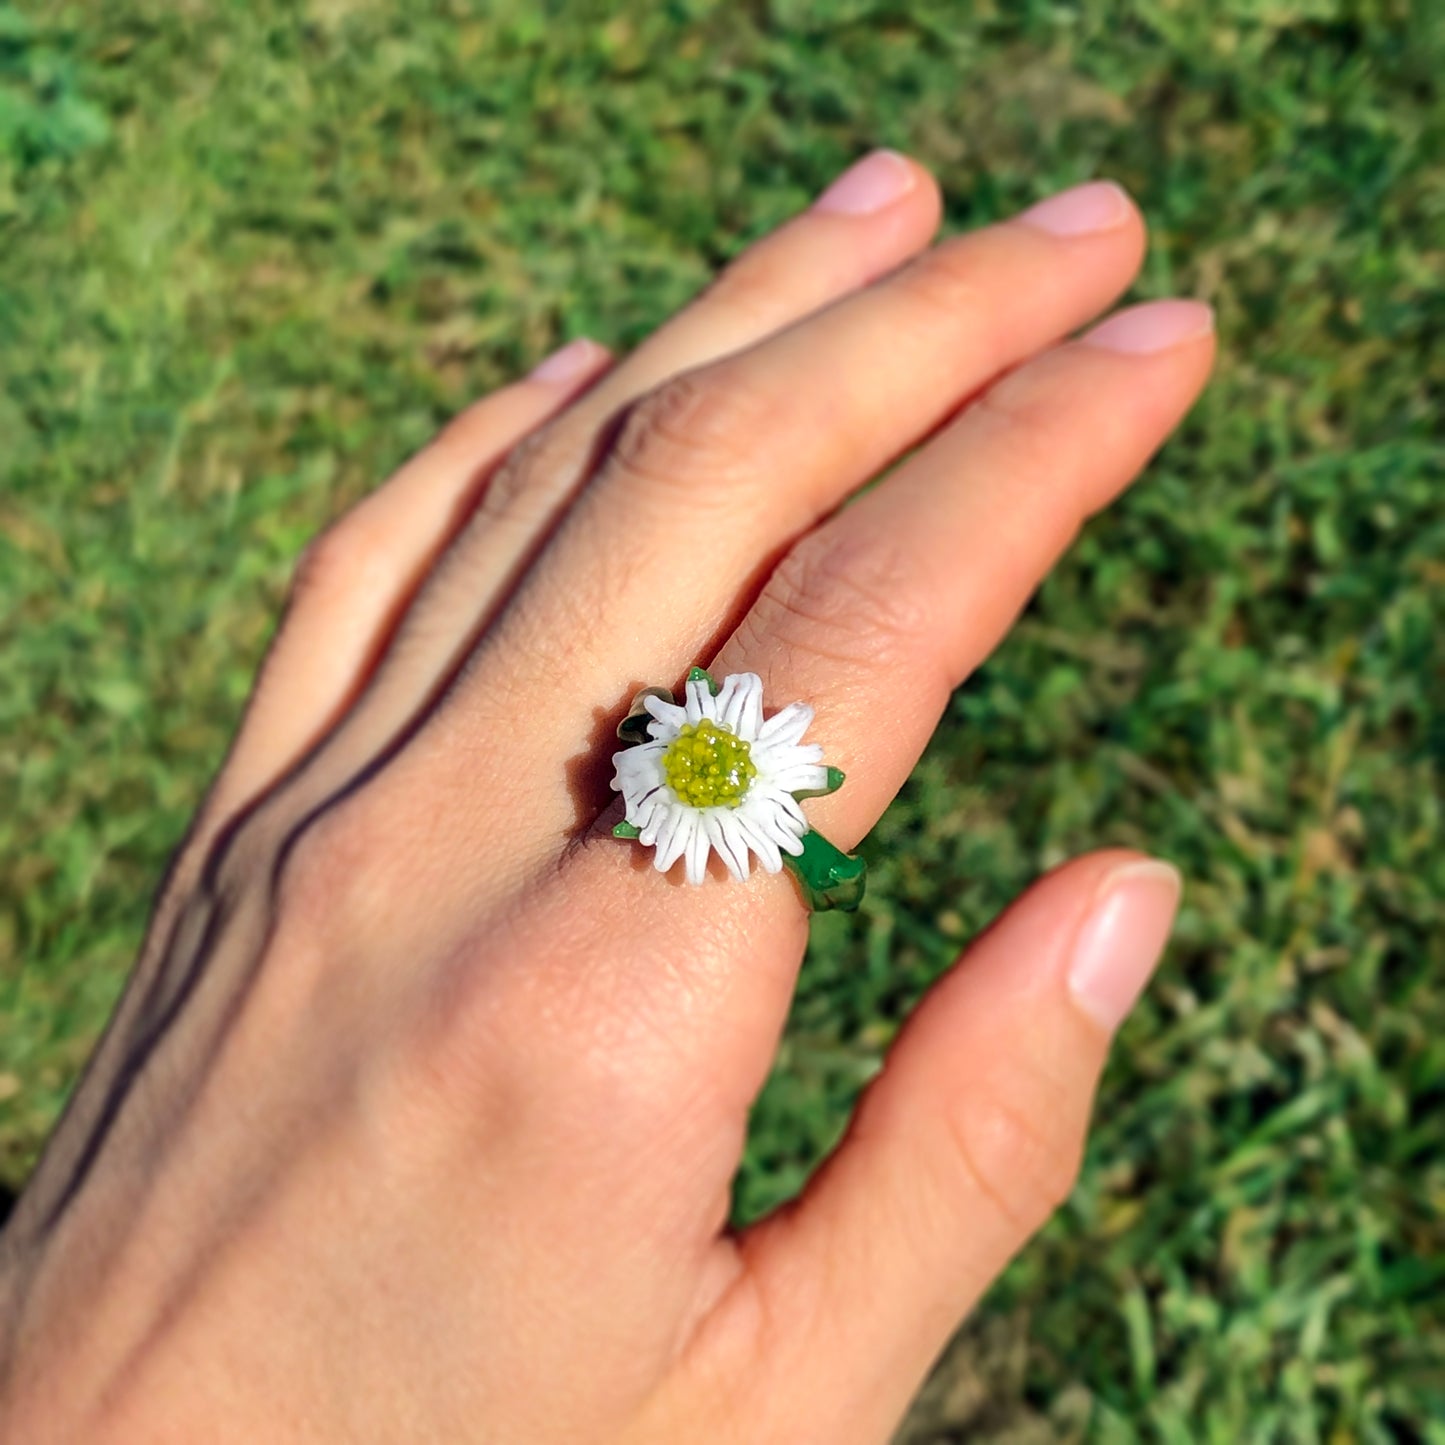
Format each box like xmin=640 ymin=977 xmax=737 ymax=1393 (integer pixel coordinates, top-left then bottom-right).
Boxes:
xmin=638 ymin=796 xmax=678 ymax=847
xmin=614 ymin=740 xmax=666 ymax=780
xmin=618 ymin=777 xmax=664 ymax=813
xmin=642 ymin=695 xmax=686 ymax=735
xmin=684 ymin=818 xmax=710 ymax=885
xmin=769 ymin=789 xmax=809 ymax=830
xmin=734 ymin=811 xmax=782 ymax=873
xmin=767 ymin=762 xmax=830 ymax=794
xmin=750 ymin=739 xmax=824 ymax=790
xmin=757 ymin=794 xmax=807 ymax=855
xmin=747 ymin=795 xmax=792 ymax=848
xmin=616 ymin=750 xmax=667 ymax=812
xmin=653 ymin=805 xmax=690 ymax=870
xmin=705 ymin=811 xmax=750 ymax=881
xmin=717 ymin=672 xmax=764 ymax=738
xmin=713 ymin=673 xmax=745 ymax=731
xmin=758 ymin=701 xmax=814 ymax=747
xmin=620 ymin=785 xmax=656 ymax=817
xmin=738 ymin=678 xmax=765 ymax=740
xmin=629 ymin=788 xmax=667 ymax=835
xmin=753 ymin=738 xmax=825 ymax=770
xmin=620 ymin=779 xmax=656 ymax=816
xmin=685 ymin=677 xmax=720 ymax=724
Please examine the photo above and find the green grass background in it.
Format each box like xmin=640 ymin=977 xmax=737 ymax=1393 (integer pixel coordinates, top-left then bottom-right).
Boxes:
xmin=2 ymin=1 xmax=1442 ymax=1439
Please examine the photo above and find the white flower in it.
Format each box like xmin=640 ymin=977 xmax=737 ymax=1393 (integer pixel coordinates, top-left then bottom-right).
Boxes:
xmin=611 ymin=672 xmax=830 ymax=885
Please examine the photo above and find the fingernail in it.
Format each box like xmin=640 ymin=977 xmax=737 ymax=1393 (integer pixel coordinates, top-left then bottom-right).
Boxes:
xmin=529 ymin=337 xmax=604 ymax=385
xmin=1084 ymin=299 xmax=1215 ymax=355
xmin=1017 ymin=180 xmax=1133 ymax=237
xmin=812 ymin=150 xmax=917 ymax=216
xmin=1067 ymin=860 xmax=1182 ymax=1032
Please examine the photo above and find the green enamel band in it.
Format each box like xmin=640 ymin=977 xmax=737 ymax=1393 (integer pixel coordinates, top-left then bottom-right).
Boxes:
xmin=781 ymin=828 xmax=867 ymax=913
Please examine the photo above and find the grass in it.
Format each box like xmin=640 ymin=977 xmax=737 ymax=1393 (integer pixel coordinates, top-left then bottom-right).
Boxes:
xmin=2 ymin=1 xmax=1443 ymax=1438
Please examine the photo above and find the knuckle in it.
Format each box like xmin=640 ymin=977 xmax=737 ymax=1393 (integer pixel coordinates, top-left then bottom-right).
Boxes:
xmin=940 ymin=1071 xmax=1085 ymax=1235
xmin=965 ymin=373 xmax=1088 ymax=553
xmin=898 ymin=242 xmax=982 ymax=314
xmin=268 ymin=791 xmax=395 ymax=953
xmin=475 ymin=421 xmax=578 ymax=525
xmin=187 ymin=793 xmax=376 ymax=1013
xmin=890 ymin=236 xmax=1017 ymax=382
xmin=607 ymin=368 xmax=772 ymax=499
xmin=372 ymin=967 xmax=526 ymax=1158
xmin=290 ymin=518 xmax=389 ymax=609
xmin=966 ymin=368 xmax=1063 ymax=481
xmin=701 ymin=251 xmax=789 ymax=334
xmin=748 ymin=531 xmax=931 ymax=671
xmin=895 ymin=238 xmax=993 ymax=332
xmin=431 ymin=389 xmax=511 ymax=453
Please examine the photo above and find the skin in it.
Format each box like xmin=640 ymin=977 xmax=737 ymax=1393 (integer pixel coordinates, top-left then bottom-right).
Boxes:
xmin=0 ymin=153 xmax=1214 ymax=1443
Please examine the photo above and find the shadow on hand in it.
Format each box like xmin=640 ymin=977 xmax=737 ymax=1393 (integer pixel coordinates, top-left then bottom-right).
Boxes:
xmin=563 ymin=686 xmax=645 ymax=835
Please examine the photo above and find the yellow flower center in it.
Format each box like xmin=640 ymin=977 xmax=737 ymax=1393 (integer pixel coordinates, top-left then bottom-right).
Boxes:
xmin=662 ymin=720 xmax=756 ymax=809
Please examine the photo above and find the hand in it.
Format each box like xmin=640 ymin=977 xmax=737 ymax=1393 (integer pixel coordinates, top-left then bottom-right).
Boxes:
xmin=0 ymin=152 xmax=1213 ymax=1443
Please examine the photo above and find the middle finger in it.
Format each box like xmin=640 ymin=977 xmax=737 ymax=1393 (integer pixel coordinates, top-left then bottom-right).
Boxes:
xmin=433 ymin=182 xmax=1146 ymax=835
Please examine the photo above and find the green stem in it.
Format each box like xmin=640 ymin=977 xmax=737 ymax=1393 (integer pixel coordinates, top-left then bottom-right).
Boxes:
xmin=782 ymin=829 xmax=867 ymax=913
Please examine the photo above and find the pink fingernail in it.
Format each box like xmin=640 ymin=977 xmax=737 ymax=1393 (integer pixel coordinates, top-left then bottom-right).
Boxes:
xmin=1084 ymin=300 xmax=1215 ymax=355
xmin=1067 ymin=860 xmax=1182 ymax=1032
xmin=1017 ymin=180 xmax=1133 ymax=237
xmin=812 ymin=150 xmax=917 ymax=216
xmin=529 ymin=337 xmax=604 ymax=385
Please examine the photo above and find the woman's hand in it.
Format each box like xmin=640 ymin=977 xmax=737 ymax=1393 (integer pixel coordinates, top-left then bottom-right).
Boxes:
xmin=0 ymin=152 xmax=1213 ymax=1443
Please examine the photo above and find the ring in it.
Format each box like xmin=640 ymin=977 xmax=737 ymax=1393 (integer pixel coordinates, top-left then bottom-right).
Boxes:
xmin=610 ymin=667 xmax=866 ymax=912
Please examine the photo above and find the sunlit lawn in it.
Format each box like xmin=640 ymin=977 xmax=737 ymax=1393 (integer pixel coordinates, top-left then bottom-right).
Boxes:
xmin=2 ymin=2 xmax=1442 ymax=1438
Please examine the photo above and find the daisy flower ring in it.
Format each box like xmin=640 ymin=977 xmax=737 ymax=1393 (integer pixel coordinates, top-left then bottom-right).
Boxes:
xmin=610 ymin=668 xmax=866 ymax=912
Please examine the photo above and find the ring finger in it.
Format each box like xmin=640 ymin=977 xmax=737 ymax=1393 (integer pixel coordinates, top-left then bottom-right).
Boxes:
xmin=556 ymin=297 xmax=1214 ymax=1057
xmin=719 ymin=298 xmax=1217 ymax=838
xmin=423 ymin=181 xmax=1149 ymax=841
